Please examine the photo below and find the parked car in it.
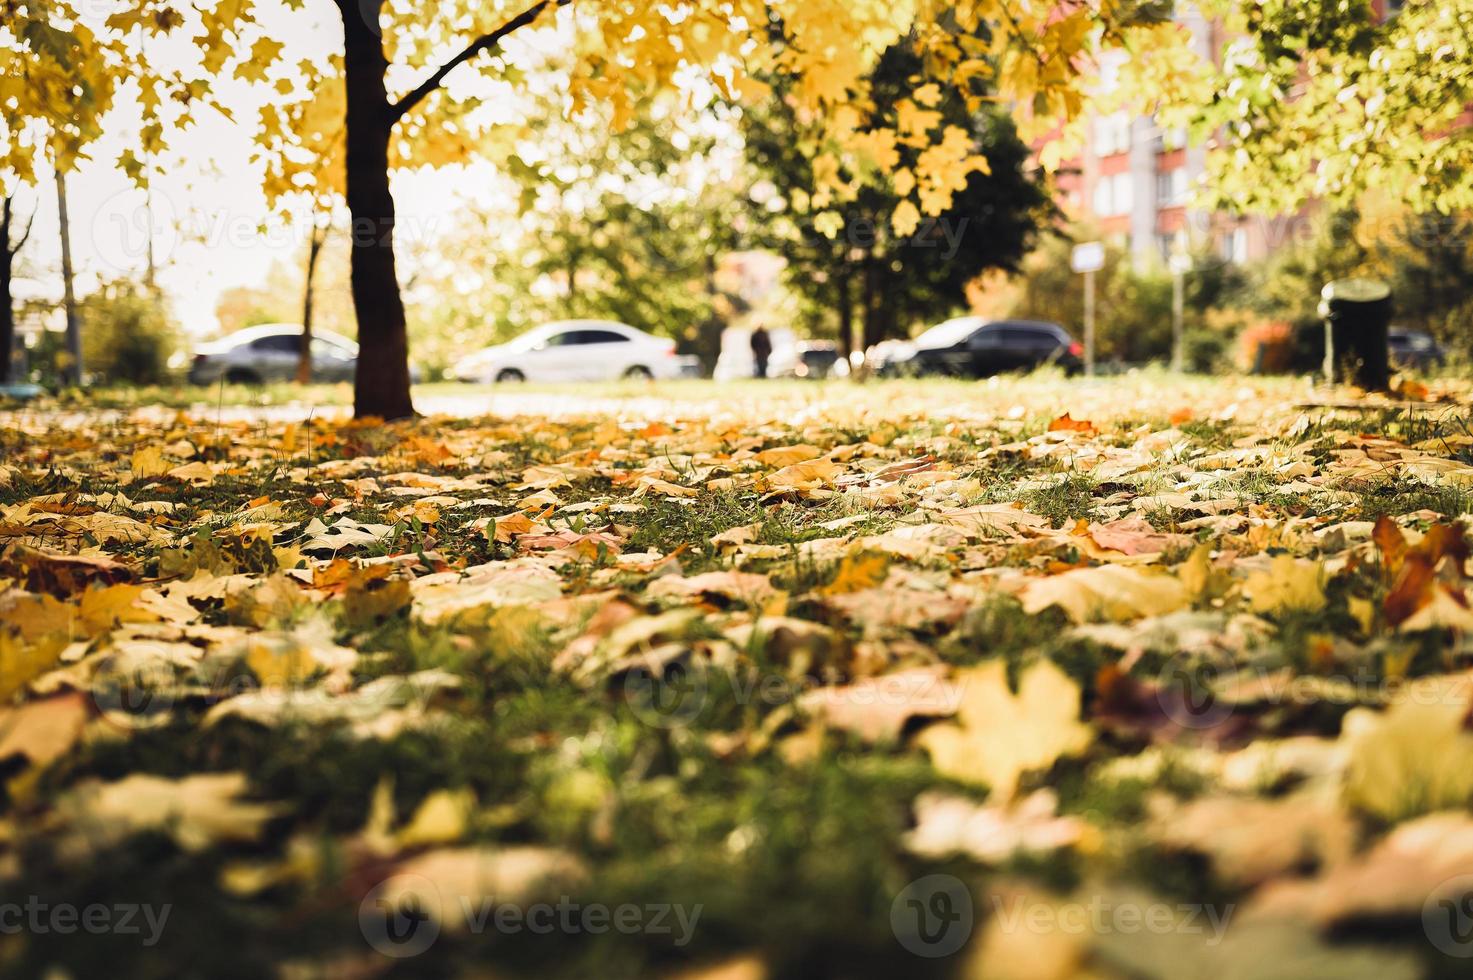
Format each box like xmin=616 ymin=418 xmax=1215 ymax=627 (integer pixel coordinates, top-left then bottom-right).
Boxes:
xmin=188 ymin=324 xmax=362 ymax=385
xmin=873 ymin=317 xmax=1082 ymax=378
xmin=772 ymin=341 xmax=851 ymax=380
xmin=450 ymin=320 xmax=699 ymax=383
xmin=1388 ymin=328 xmax=1445 ymax=370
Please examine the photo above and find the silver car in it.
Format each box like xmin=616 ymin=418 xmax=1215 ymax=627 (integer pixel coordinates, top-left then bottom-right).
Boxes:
xmin=188 ymin=324 xmax=359 ymax=385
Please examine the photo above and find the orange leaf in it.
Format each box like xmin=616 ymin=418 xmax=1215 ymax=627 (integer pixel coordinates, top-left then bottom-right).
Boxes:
xmin=1047 ymin=413 xmax=1096 ymax=434
xmin=1372 ymin=515 xmax=1408 ymax=579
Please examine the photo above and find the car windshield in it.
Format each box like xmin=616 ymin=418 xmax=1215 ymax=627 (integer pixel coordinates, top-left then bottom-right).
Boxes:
xmin=914 ymin=318 xmax=985 ymax=349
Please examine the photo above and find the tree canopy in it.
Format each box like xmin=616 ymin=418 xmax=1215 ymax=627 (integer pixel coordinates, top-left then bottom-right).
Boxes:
xmin=743 ymin=35 xmax=1051 ymax=353
xmin=4 ymin=0 xmax=1195 ymax=417
xmin=1198 ymin=0 xmax=1473 ymax=215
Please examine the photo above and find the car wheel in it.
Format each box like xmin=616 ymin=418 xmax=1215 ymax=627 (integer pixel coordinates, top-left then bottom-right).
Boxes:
xmin=224 ymin=368 xmax=261 ymax=385
xmin=496 ymin=369 xmax=525 ymax=383
xmin=623 ymin=365 xmax=653 ymax=380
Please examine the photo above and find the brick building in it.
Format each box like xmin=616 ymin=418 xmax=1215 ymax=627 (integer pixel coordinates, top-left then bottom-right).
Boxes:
xmin=1055 ymin=0 xmax=1407 ymax=269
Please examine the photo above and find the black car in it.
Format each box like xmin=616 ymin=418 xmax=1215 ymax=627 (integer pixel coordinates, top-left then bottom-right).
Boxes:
xmin=780 ymin=342 xmax=849 ymax=379
xmin=883 ymin=317 xmax=1083 ymax=378
xmin=1388 ymin=329 xmax=1445 ymax=370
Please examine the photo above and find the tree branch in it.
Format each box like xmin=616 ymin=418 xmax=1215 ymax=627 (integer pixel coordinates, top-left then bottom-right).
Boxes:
xmin=13 ymin=204 xmax=36 ymax=255
xmin=388 ymin=0 xmax=571 ymax=125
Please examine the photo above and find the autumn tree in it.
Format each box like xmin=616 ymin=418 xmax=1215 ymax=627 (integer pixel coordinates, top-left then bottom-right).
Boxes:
xmin=498 ymin=82 xmax=745 ymax=354
xmin=1200 ymin=0 xmax=1473 ymax=215
xmin=16 ymin=1 xmax=1193 ymax=417
xmin=743 ymin=36 xmax=1052 ymax=354
xmin=1 ymin=3 xmax=118 ymax=384
xmin=0 ymin=194 xmax=36 ymax=383
xmin=256 ymin=75 xmax=348 ymax=383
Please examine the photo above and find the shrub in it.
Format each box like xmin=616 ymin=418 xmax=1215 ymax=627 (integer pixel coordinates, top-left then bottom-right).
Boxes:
xmin=80 ymin=280 xmax=180 ymax=385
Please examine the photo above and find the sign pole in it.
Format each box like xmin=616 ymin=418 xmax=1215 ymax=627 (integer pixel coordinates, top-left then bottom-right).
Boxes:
xmin=1169 ymin=252 xmax=1191 ymax=373
xmin=1083 ymin=268 xmax=1096 ymax=378
xmin=1071 ymin=242 xmax=1104 ymax=379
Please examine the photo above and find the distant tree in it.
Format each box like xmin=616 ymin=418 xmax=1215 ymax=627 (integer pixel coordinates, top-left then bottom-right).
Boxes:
xmin=503 ymin=90 xmax=746 ymax=353
xmin=742 ymin=39 xmax=1052 ymax=354
xmin=214 ymin=244 xmax=355 ymax=340
xmin=10 ymin=0 xmax=1189 ymax=417
xmin=1201 ymin=0 xmax=1473 ymax=215
xmin=0 ymin=194 xmax=36 ymax=384
xmin=80 ymin=279 xmax=179 ymax=385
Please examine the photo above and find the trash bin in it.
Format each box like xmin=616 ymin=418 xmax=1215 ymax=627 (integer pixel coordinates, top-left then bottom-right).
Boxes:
xmin=1319 ymin=278 xmax=1392 ymax=390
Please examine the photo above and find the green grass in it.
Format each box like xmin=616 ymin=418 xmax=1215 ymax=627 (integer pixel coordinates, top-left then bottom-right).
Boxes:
xmin=3 ymin=374 xmax=1459 ymax=979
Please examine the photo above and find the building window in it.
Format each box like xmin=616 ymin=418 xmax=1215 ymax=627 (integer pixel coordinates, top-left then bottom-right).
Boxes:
xmin=1093 ymin=172 xmax=1135 ymax=217
xmin=1219 ymin=227 xmax=1250 ymax=264
xmin=1158 ymin=230 xmax=1188 ymax=262
xmin=1156 ymin=167 xmax=1189 ymax=205
xmin=1093 ymin=112 xmax=1132 ymax=156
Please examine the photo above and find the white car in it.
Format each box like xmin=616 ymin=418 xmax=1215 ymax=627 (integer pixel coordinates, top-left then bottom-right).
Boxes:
xmin=450 ymin=320 xmax=699 ymax=383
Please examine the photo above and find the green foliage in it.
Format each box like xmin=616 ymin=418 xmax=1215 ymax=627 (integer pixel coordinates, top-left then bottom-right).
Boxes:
xmin=1199 ymin=0 xmax=1473 ymax=214
xmin=405 ymin=92 xmax=746 ymax=374
xmin=78 ymin=279 xmax=179 ymax=385
xmin=1375 ymin=212 xmax=1473 ymax=348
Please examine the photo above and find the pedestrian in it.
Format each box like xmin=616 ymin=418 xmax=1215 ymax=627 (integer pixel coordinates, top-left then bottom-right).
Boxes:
xmin=750 ymin=326 xmax=772 ymax=379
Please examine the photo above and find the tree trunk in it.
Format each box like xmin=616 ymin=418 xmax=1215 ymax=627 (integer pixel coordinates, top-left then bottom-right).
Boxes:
xmin=297 ymin=224 xmax=326 ymax=385
xmin=56 ymin=172 xmax=82 ymax=386
xmin=338 ymin=0 xmax=415 ymax=420
xmin=835 ymin=273 xmax=853 ymax=363
xmin=860 ymin=248 xmax=884 ymax=353
xmin=1 ymin=198 xmax=14 ymax=385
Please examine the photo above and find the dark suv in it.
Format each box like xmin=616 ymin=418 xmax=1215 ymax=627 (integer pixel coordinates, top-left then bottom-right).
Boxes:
xmin=887 ymin=318 xmax=1083 ymax=378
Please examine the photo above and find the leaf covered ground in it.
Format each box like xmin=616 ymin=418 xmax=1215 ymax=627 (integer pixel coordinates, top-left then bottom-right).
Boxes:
xmin=4 ymin=376 xmax=1473 ymax=979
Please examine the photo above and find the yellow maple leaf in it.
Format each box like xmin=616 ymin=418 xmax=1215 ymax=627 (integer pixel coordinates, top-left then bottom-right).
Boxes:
xmin=892 ymin=199 xmax=922 ymax=237
xmin=918 ymin=660 xmax=1092 ymax=800
xmin=130 ymin=445 xmax=169 ymax=480
xmin=1342 ymin=675 xmax=1473 ymax=821
xmin=819 ymin=551 xmax=891 ymax=596
xmin=80 ymin=584 xmax=161 ymax=637
xmin=1020 ymin=565 xmax=1190 ymax=624
xmin=1241 ymin=554 xmax=1327 ymax=615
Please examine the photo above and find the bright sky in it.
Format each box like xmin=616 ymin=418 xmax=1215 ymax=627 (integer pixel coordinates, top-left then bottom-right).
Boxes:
xmin=16 ymin=2 xmax=536 ymax=335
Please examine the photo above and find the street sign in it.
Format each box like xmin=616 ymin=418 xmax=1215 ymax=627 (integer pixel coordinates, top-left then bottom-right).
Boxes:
xmin=1070 ymin=242 xmax=1105 ymax=274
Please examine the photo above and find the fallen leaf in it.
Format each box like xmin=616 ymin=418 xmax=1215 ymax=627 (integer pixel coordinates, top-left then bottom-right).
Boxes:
xmin=799 ymin=667 xmax=959 ymax=742
xmin=918 ymin=659 xmax=1092 ymax=800
xmin=1021 ymin=565 xmax=1191 ymax=623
